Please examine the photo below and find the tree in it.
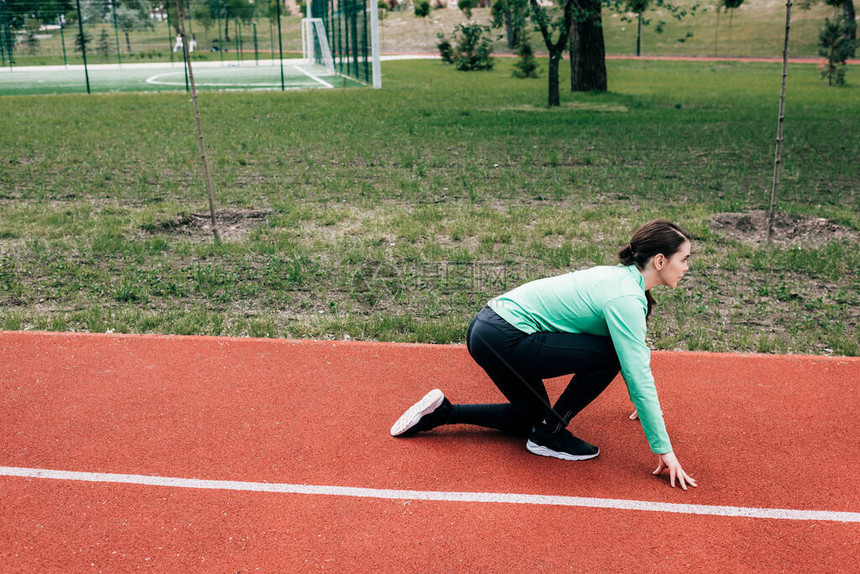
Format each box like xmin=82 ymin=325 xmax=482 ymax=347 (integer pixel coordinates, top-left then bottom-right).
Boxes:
xmin=80 ymin=0 xmax=110 ymax=24
xmin=414 ymin=0 xmax=430 ymax=44
xmin=97 ymin=26 xmax=111 ymax=59
xmin=512 ymin=34 xmax=539 ymax=77
xmin=722 ymin=0 xmax=744 ymax=57
xmin=414 ymin=0 xmax=430 ymax=17
xmin=200 ymin=0 xmax=256 ymax=42
xmin=25 ymin=17 xmax=41 ymax=54
xmin=459 ymin=0 xmax=475 ymax=19
xmin=626 ymin=0 xmax=649 ymax=56
xmin=438 ymin=22 xmax=495 ymax=70
xmin=767 ymin=0 xmax=792 ymax=244
xmin=74 ymin=28 xmax=92 ymax=53
xmin=491 ymin=0 xmax=529 ymax=49
xmin=819 ymin=16 xmax=854 ymax=85
xmin=567 ymin=0 xmax=697 ymax=93
xmin=529 ymin=0 xmax=575 ymax=105
xmin=799 ymin=0 xmax=857 ymax=58
xmin=825 ymin=0 xmax=856 ymax=58
xmin=569 ymin=0 xmax=607 ymax=92
xmin=115 ymin=0 xmax=154 ymax=54
xmin=2 ymin=0 xmax=74 ymax=29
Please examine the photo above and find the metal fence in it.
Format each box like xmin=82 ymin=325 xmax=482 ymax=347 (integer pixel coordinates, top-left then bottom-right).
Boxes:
xmin=311 ymin=0 xmax=371 ymax=85
xmin=0 ymin=0 xmax=306 ymax=69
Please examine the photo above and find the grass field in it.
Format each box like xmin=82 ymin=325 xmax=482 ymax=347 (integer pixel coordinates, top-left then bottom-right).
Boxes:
xmin=0 ymin=57 xmax=858 ymax=354
xmin=0 ymin=0 xmax=848 ymax=70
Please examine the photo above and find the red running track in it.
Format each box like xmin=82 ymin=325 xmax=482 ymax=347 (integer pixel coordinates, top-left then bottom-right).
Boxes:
xmin=1 ymin=331 xmax=857 ymax=572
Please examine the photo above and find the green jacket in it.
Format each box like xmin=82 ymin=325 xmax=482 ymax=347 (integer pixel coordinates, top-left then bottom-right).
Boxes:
xmin=488 ymin=264 xmax=672 ymax=454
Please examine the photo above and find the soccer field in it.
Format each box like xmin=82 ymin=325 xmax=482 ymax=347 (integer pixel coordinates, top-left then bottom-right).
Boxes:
xmin=0 ymin=59 xmax=359 ymax=96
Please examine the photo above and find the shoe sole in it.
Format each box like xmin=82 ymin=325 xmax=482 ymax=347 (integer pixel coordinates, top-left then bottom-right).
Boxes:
xmin=390 ymin=389 xmax=445 ymax=437
xmin=525 ymin=440 xmax=600 ymax=461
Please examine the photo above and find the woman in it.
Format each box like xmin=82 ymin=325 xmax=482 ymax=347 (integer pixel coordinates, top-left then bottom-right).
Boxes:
xmin=390 ymin=219 xmax=697 ymax=490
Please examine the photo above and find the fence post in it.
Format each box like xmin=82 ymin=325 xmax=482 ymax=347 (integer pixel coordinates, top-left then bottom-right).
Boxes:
xmin=111 ymin=0 xmax=121 ymax=67
xmin=75 ymin=0 xmax=90 ymax=93
xmin=216 ymin=0 xmax=224 ymax=64
xmin=59 ymin=11 xmax=68 ymax=68
xmin=1 ymin=0 xmax=14 ymax=68
xmin=253 ymin=21 xmax=258 ymax=65
xmin=167 ymin=4 xmax=174 ymax=66
xmin=235 ymin=19 xmax=241 ymax=62
xmin=276 ymin=0 xmax=284 ymax=90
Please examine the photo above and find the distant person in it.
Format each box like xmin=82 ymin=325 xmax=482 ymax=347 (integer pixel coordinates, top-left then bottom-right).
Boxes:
xmin=173 ymin=34 xmax=183 ymax=52
xmin=391 ymin=219 xmax=697 ymax=490
xmin=189 ymin=34 xmax=197 ymax=53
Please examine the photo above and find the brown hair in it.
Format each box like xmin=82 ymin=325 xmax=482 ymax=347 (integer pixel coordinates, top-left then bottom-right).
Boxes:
xmin=618 ymin=219 xmax=691 ymax=318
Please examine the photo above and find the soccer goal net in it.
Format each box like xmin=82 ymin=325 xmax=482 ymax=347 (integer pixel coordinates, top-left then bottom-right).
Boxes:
xmin=303 ymin=0 xmax=380 ymax=87
xmin=302 ymin=18 xmax=336 ymax=76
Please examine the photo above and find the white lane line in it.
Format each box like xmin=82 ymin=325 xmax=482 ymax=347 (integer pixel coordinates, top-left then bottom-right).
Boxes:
xmin=2 ymin=466 xmax=858 ymax=523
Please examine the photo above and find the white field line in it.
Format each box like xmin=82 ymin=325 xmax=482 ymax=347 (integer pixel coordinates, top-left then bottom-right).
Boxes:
xmin=2 ymin=466 xmax=858 ymax=523
xmin=294 ymin=65 xmax=334 ymax=88
xmin=144 ymin=72 xmax=304 ymax=89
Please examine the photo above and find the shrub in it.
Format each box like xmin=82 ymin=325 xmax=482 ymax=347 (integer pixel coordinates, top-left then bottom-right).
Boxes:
xmin=818 ymin=17 xmax=854 ymax=86
xmin=437 ymin=33 xmax=454 ymax=64
xmin=512 ymin=36 xmax=539 ymax=78
xmin=438 ymin=23 xmax=494 ymax=71
xmin=415 ymin=0 xmax=431 ymax=17
xmin=452 ymin=23 xmax=494 ymax=71
xmin=458 ymin=0 xmax=475 ymax=19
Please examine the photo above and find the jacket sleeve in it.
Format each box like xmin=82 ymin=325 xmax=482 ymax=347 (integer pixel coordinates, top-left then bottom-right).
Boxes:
xmin=603 ymin=295 xmax=672 ymax=454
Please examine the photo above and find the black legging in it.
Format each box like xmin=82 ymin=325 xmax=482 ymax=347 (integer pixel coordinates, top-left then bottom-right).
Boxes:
xmin=452 ymin=306 xmax=621 ymax=436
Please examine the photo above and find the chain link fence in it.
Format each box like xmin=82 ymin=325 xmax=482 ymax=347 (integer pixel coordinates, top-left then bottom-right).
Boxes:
xmin=0 ymin=0 xmax=377 ymax=93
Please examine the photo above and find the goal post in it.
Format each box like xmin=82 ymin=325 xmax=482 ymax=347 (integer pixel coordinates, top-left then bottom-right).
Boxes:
xmin=303 ymin=0 xmax=381 ymax=88
xmin=301 ymin=17 xmax=336 ymax=76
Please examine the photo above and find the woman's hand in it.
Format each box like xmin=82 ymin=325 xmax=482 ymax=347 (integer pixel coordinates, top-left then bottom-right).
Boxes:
xmin=653 ymin=451 xmax=697 ymax=490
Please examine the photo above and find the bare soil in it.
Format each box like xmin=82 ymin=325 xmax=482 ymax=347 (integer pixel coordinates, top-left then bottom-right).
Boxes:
xmin=707 ymin=211 xmax=860 ymax=247
xmin=147 ymin=209 xmax=272 ymax=242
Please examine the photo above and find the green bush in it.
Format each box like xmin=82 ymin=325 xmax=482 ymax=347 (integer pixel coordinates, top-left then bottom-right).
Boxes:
xmin=451 ymin=23 xmax=494 ymax=71
xmin=818 ymin=16 xmax=855 ymax=86
xmin=415 ymin=0 xmax=431 ymax=18
xmin=458 ymin=0 xmax=475 ymax=19
xmin=512 ymin=36 xmax=539 ymax=78
xmin=437 ymin=33 xmax=454 ymax=64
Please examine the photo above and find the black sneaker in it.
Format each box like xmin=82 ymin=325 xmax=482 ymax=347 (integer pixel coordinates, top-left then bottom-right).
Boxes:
xmin=526 ymin=424 xmax=599 ymax=461
xmin=390 ymin=389 xmax=452 ymax=437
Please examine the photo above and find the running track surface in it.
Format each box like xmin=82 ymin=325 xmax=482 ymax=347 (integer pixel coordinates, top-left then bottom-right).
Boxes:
xmin=1 ymin=331 xmax=857 ymax=572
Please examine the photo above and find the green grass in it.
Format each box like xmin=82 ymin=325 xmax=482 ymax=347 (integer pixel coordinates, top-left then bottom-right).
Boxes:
xmin=0 ymin=57 xmax=858 ymax=354
xmin=0 ymin=0 xmax=846 ymax=71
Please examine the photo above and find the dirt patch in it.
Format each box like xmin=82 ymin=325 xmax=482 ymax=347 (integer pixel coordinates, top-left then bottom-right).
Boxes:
xmin=707 ymin=211 xmax=860 ymax=248
xmin=145 ymin=208 xmax=272 ymax=242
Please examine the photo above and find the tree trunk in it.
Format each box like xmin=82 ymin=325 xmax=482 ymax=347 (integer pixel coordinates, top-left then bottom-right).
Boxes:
xmin=569 ymin=0 xmax=606 ymax=92
xmin=548 ymin=50 xmax=561 ymax=106
xmin=530 ymin=0 xmax=574 ymax=105
xmin=843 ymin=0 xmax=856 ymax=58
xmin=224 ymin=19 xmax=230 ymax=42
xmin=713 ymin=7 xmax=720 ymax=56
xmin=505 ymin=11 xmax=516 ymax=49
xmin=728 ymin=8 xmax=734 ymax=58
xmin=124 ymin=30 xmax=132 ymax=54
